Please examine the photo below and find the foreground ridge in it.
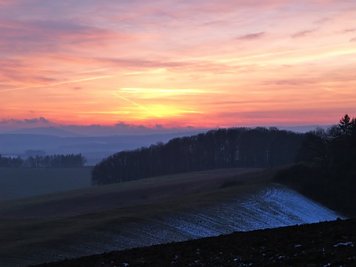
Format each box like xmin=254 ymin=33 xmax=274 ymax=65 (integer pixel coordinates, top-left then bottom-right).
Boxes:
xmin=36 ymin=219 xmax=356 ymax=267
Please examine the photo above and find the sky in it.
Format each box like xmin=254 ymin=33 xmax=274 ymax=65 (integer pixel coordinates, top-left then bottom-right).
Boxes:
xmin=1 ymin=0 xmax=356 ymax=129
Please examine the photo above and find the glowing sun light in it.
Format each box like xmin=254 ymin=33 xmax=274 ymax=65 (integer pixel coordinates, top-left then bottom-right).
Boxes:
xmin=138 ymin=105 xmax=198 ymax=119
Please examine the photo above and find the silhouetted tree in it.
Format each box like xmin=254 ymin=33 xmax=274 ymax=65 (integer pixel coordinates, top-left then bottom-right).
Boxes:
xmin=0 ymin=155 xmax=23 ymax=168
xmin=25 ymin=154 xmax=86 ymax=168
xmin=277 ymin=114 xmax=356 ymax=216
xmin=338 ymin=114 xmax=352 ymax=135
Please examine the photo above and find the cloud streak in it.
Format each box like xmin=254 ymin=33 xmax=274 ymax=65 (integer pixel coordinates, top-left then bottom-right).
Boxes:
xmin=0 ymin=19 xmax=134 ymax=55
xmin=236 ymin=32 xmax=265 ymax=41
xmin=291 ymin=29 xmax=317 ymax=38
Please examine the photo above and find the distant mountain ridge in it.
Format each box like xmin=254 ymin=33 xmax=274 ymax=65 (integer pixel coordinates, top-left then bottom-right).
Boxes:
xmin=4 ymin=127 xmax=80 ymax=137
xmin=0 ymin=132 xmax=203 ymax=165
xmin=0 ymin=122 xmax=206 ymax=137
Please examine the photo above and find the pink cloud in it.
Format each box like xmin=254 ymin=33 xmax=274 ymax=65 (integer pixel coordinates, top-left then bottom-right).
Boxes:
xmin=0 ymin=0 xmax=14 ymax=6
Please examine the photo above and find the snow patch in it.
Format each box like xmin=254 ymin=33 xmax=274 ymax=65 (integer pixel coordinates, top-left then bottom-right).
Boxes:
xmin=90 ymin=185 xmax=344 ymax=254
xmin=333 ymin=241 xmax=354 ymax=247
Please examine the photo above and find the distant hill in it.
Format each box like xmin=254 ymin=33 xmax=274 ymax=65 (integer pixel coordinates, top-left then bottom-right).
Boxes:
xmin=5 ymin=127 xmax=80 ymax=137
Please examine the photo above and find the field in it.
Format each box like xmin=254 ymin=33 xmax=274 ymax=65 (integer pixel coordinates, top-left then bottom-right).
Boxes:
xmin=0 ymin=168 xmax=266 ymax=265
xmin=0 ymin=168 xmax=265 ymax=218
xmin=38 ymin=219 xmax=356 ymax=267
xmin=0 ymin=167 xmax=92 ymax=202
xmin=0 ymin=168 xmax=341 ymax=266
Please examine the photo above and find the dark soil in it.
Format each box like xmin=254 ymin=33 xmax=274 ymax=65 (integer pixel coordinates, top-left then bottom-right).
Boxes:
xmin=35 ymin=219 xmax=356 ymax=267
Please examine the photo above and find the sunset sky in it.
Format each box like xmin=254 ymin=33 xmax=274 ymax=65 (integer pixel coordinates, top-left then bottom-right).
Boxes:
xmin=1 ymin=0 xmax=356 ymax=128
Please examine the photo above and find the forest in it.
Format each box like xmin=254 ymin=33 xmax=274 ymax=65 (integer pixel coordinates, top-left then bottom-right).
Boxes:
xmin=276 ymin=114 xmax=356 ymax=216
xmin=92 ymin=115 xmax=355 ymax=216
xmin=0 ymin=154 xmax=86 ymax=168
xmin=92 ymin=127 xmax=304 ymax=184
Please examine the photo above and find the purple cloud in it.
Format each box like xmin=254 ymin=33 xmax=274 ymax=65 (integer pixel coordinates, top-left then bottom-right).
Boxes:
xmin=343 ymin=28 xmax=356 ymax=33
xmin=0 ymin=19 xmax=129 ymax=54
xmin=0 ymin=117 xmax=50 ymax=124
xmin=0 ymin=117 xmax=53 ymax=131
xmin=236 ymin=32 xmax=265 ymax=41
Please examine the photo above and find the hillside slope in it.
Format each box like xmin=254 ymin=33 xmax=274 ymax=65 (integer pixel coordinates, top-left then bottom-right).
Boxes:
xmin=0 ymin=168 xmax=343 ymax=266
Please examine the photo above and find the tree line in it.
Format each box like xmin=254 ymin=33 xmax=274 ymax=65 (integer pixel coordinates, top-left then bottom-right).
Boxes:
xmin=92 ymin=127 xmax=304 ymax=184
xmin=0 ymin=154 xmax=86 ymax=168
xmin=0 ymin=155 xmax=23 ymax=168
xmin=276 ymin=114 xmax=356 ymax=216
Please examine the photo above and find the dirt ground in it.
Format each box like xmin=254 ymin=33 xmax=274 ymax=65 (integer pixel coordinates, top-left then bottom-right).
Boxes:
xmin=36 ymin=219 xmax=356 ymax=267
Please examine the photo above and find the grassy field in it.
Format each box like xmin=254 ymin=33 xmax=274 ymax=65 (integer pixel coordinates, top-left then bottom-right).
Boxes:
xmin=0 ymin=168 xmax=267 ymax=218
xmin=0 ymin=167 xmax=92 ymax=202
xmin=0 ymin=167 xmax=277 ymax=266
